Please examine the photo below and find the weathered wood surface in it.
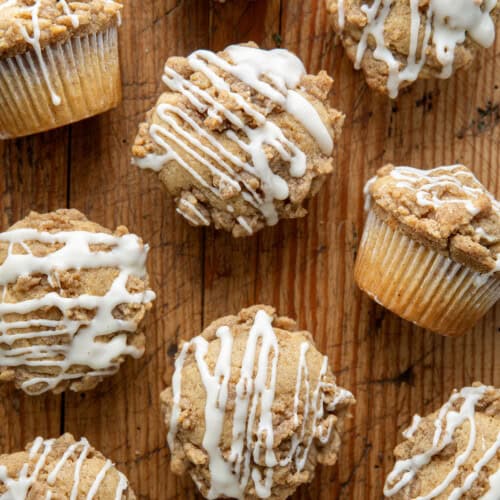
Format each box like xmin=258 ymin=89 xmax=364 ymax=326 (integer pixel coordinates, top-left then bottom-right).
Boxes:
xmin=0 ymin=0 xmax=499 ymax=498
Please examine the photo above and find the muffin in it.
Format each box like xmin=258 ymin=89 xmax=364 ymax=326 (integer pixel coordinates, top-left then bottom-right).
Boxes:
xmin=0 ymin=433 xmax=135 ymax=498
xmin=0 ymin=0 xmax=123 ymax=139
xmin=161 ymin=305 xmax=355 ymax=499
xmin=355 ymin=164 xmax=500 ymax=337
xmin=0 ymin=209 xmax=156 ymax=395
xmin=326 ymin=0 xmax=498 ymax=98
xmin=384 ymin=383 xmax=500 ymax=499
xmin=132 ymin=42 xmax=345 ymax=237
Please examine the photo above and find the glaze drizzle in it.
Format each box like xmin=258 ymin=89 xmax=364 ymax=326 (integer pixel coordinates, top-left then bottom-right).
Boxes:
xmin=337 ymin=0 xmax=497 ymax=97
xmin=134 ymin=45 xmax=335 ymax=230
xmin=168 ymin=309 xmax=353 ymax=499
xmin=0 ymin=436 xmax=128 ymax=499
xmin=0 ymin=227 xmax=155 ymax=395
xmin=384 ymin=385 xmax=500 ymax=499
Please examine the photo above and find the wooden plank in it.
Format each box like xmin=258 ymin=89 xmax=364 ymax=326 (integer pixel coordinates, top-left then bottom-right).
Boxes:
xmin=62 ymin=2 xmax=208 ymax=499
xmin=202 ymin=0 xmax=281 ymax=323
xmin=0 ymin=129 xmax=68 ymax=452
xmin=275 ymin=2 xmax=500 ymax=499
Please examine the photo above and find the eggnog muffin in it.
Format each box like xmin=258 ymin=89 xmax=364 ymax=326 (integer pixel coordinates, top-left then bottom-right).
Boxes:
xmin=0 ymin=433 xmax=135 ymax=498
xmin=384 ymin=383 xmax=500 ymax=499
xmin=326 ymin=0 xmax=498 ymax=98
xmin=0 ymin=209 xmax=155 ymax=395
xmin=161 ymin=305 xmax=355 ymax=499
xmin=0 ymin=0 xmax=123 ymax=138
xmin=132 ymin=42 xmax=345 ymax=237
xmin=356 ymin=164 xmax=500 ymax=336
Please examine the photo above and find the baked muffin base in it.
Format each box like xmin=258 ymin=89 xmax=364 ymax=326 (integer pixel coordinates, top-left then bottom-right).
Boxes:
xmin=0 ymin=26 xmax=121 ymax=139
xmin=355 ymin=210 xmax=500 ymax=336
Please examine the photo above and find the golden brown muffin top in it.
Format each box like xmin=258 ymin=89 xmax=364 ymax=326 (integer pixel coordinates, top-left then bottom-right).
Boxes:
xmin=326 ymin=0 xmax=498 ymax=97
xmin=0 ymin=209 xmax=155 ymax=395
xmin=132 ymin=42 xmax=345 ymax=237
xmin=384 ymin=383 xmax=500 ymax=499
xmin=0 ymin=433 xmax=135 ymax=498
xmin=0 ymin=0 xmax=122 ymax=58
xmin=161 ymin=305 xmax=355 ymax=500
xmin=366 ymin=164 xmax=500 ymax=274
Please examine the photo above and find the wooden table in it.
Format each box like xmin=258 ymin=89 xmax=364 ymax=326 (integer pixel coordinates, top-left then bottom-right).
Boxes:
xmin=1 ymin=1 xmax=499 ymax=498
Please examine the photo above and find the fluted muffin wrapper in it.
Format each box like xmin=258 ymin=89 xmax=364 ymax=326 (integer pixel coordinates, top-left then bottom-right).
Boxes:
xmin=0 ymin=26 xmax=121 ymax=139
xmin=355 ymin=209 xmax=500 ymax=336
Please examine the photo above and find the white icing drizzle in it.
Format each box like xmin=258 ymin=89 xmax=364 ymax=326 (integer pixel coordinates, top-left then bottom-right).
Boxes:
xmin=168 ymin=309 xmax=353 ymax=499
xmin=337 ymin=0 xmax=345 ymax=30
xmin=0 ymin=437 xmax=128 ymax=499
xmin=134 ymin=45 xmax=334 ymax=229
xmin=344 ymin=0 xmax=497 ymax=98
xmin=236 ymin=216 xmax=253 ymax=235
xmin=384 ymin=385 xmax=500 ymax=499
xmin=176 ymin=199 xmax=210 ymax=227
xmin=0 ymin=227 xmax=155 ymax=395
xmin=402 ymin=414 xmax=422 ymax=439
xmin=4 ymin=0 xmax=121 ymax=106
xmin=480 ymin=468 xmax=500 ymax=499
xmin=388 ymin=165 xmax=486 ymax=216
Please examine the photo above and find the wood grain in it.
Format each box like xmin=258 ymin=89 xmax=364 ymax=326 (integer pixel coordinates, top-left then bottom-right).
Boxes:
xmin=0 ymin=0 xmax=499 ymax=499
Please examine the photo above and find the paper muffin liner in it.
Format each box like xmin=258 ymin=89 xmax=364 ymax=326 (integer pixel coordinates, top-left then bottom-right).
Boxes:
xmin=355 ymin=210 xmax=500 ymax=336
xmin=0 ymin=26 xmax=121 ymax=139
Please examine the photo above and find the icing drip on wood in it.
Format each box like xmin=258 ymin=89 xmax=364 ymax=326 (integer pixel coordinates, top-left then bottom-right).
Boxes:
xmin=0 ymin=437 xmax=128 ymax=499
xmin=168 ymin=310 xmax=353 ymax=499
xmin=134 ymin=45 xmax=335 ymax=229
xmin=339 ymin=0 xmax=497 ymax=97
xmin=0 ymin=227 xmax=156 ymax=395
xmin=2 ymin=0 xmax=121 ymax=105
xmin=384 ymin=385 xmax=500 ymax=499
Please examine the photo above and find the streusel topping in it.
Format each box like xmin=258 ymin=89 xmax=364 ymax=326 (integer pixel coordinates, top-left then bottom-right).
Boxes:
xmin=366 ymin=164 xmax=500 ymax=274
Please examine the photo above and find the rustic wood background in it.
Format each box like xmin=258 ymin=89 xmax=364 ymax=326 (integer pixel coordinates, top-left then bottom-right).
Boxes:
xmin=1 ymin=0 xmax=499 ymax=498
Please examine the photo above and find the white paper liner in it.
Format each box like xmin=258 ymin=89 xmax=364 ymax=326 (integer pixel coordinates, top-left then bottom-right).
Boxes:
xmin=0 ymin=26 xmax=121 ymax=138
xmin=355 ymin=210 xmax=500 ymax=336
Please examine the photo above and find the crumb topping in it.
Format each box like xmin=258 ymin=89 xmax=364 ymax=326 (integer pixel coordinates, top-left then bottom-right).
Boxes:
xmin=366 ymin=164 xmax=500 ymax=274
